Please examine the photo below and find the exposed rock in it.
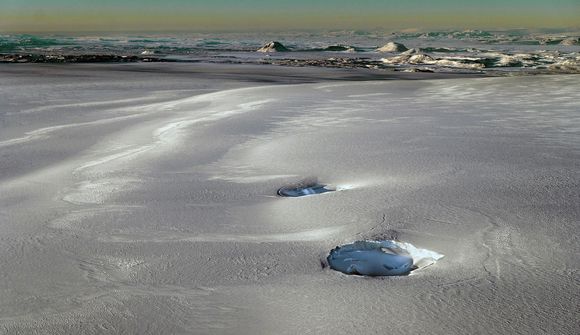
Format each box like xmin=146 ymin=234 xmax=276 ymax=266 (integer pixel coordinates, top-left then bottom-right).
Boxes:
xmin=548 ymin=59 xmax=580 ymax=73
xmin=560 ymin=37 xmax=580 ymax=46
xmin=382 ymin=53 xmax=485 ymax=70
xmin=263 ymin=57 xmax=383 ymax=69
xmin=0 ymin=54 xmax=165 ymax=63
xmin=324 ymin=45 xmax=357 ymax=52
xmin=257 ymin=41 xmax=289 ymax=52
xmin=382 ymin=53 xmax=434 ymax=65
xmin=401 ymin=48 xmax=421 ymax=55
xmin=408 ymin=54 xmax=436 ymax=64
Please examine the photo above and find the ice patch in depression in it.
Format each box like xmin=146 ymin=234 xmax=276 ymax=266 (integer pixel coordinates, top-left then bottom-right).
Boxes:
xmin=327 ymin=240 xmax=443 ymax=276
xmin=277 ymin=178 xmax=336 ymax=197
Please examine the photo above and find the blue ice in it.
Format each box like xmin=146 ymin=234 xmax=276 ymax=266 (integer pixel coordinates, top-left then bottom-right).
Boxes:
xmin=327 ymin=240 xmax=415 ymax=276
xmin=277 ymin=183 xmax=333 ymax=197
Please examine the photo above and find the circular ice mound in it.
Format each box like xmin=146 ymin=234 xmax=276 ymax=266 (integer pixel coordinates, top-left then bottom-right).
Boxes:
xmin=277 ymin=179 xmax=336 ymax=197
xmin=327 ymin=240 xmax=443 ymax=276
xmin=376 ymin=42 xmax=408 ymax=52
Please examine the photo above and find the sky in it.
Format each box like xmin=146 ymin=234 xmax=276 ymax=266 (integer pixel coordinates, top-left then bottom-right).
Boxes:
xmin=1 ymin=0 xmax=579 ymax=32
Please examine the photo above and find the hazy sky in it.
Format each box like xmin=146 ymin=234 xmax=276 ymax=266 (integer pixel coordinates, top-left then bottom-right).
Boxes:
xmin=1 ymin=0 xmax=579 ymax=32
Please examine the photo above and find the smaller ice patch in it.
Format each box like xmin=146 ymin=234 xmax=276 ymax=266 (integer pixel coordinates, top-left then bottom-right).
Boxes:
xmin=327 ymin=240 xmax=443 ymax=276
xmin=277 ymin=179 xmax=336 ymax=197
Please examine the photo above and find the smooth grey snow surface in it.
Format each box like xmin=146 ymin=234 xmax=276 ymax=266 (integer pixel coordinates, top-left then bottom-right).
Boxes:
xmin=0 ymin=63 xmax=579 ymax=334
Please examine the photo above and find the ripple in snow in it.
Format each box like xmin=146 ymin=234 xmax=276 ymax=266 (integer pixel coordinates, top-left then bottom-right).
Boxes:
xmin=277 ymin=179 xmax=336 ymax=197
xmin=327 ymin=240 xmax=443 ymax=276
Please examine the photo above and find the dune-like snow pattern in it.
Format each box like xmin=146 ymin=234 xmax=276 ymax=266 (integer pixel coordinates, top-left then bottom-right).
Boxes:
xmin=0 ymin=64 xmax=579 ymax=334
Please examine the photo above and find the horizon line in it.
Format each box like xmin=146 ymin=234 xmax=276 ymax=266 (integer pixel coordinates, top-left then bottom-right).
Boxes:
xmin=1 ymin=11 xmax=579 ymax=33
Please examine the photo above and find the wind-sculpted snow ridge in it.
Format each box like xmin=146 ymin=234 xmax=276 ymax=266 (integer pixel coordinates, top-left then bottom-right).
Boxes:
xmin=327 ymin=240 xmax=444 ymax=276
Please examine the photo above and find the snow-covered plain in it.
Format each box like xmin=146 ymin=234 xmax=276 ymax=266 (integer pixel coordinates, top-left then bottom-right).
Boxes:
xmin=0 ymin=63 xmax=579 ymax=334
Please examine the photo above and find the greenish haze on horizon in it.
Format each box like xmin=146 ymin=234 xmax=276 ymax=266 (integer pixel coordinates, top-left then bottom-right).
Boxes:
xmin=1 ymin=0 xmax=579 ymax=32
